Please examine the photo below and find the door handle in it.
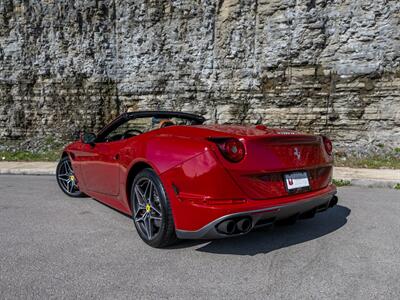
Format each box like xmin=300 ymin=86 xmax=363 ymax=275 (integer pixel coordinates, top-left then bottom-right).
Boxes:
xmin=114 ymin=154 xmax=120 ymax=160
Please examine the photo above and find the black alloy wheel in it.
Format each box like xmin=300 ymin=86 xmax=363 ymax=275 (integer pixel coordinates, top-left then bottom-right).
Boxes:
xmin=131 ymin=169 xmax=177 ymax=248
xmin=56 ymin=156 xmax=85 ymax=197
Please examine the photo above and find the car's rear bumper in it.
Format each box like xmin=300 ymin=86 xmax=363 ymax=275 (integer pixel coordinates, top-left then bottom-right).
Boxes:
xmin=175 ymin=186 xmax=337 ymax=239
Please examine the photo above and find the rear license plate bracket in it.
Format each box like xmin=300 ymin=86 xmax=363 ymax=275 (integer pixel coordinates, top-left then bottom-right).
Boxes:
xmin=283 ymin=171 xmax=311 ymax=194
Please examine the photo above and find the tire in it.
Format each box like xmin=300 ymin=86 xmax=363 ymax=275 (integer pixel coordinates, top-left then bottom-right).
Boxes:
xmin=130 ymin=168 xmax=177 ymax=248
xmin=56 ymin=156 xmax=85 ymax=197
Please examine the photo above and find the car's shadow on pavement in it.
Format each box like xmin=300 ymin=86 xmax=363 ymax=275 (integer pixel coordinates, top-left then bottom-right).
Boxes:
xmin=171 ymin=205 xmax=351 ymax=256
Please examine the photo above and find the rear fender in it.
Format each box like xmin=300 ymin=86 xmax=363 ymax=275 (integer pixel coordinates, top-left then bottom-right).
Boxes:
xmin=121 ymin=135 xmax=211 ymax=212
xmin=160 ymin=150 xmax=246 ymax=231
xmin=145 ymin=135 xmax=210 ymax=173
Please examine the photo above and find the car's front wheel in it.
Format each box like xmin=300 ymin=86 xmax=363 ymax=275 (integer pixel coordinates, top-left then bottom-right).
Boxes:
xmin=131 ymin=169 xmax=177 ymax=248
xmin=56 ymin=156 xmax=85 ymax=197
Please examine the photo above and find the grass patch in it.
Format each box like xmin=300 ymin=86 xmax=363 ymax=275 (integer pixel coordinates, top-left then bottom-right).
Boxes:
xmin=335 ymin=155 xmax=400 ymax=169
xmin=394 ymin=183 xmax=400 ymax=190
xmin=332 ymin=179 xmax=351 ymax=187
xmin=0 ymin=150 xmax=61 ymax=162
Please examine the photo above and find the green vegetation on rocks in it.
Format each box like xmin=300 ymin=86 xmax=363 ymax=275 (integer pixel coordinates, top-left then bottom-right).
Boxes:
xmin=335 ymin=154 xmax=400 ymax=169
xmin=0 ymin=150 xmax=61 ymax=162
xmin=332 ymin=179 xmax=351 ymax=187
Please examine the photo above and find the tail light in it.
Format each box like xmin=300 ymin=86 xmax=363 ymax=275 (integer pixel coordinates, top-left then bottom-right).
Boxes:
xmin=322 ymin=135 xmax=333 ymax=155
xmin=209 ymin=138 xmax=245 ymax=162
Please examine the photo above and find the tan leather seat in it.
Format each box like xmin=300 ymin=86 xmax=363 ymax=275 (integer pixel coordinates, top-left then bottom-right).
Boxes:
xmin=159 ymin=119 xmax=175 ymax=128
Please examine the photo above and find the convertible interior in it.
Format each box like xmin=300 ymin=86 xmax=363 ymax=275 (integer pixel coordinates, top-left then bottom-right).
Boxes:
xmin=102 ymin=117 xmax=185 ymax=143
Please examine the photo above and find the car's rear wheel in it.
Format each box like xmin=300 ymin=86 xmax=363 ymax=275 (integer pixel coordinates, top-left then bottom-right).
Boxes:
xmin=131 ymin=169 xmax=177 ymax=248
xmin=56 ymin=156 xmax=85 ymax=197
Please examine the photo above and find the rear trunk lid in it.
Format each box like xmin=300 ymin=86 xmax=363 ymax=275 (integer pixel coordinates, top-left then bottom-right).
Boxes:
xmin=201 ymin=125 xmax=333 ymax=200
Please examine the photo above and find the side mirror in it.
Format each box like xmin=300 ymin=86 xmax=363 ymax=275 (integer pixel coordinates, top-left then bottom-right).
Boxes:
xmin=81 ymin=132 xmax=96 ymax=146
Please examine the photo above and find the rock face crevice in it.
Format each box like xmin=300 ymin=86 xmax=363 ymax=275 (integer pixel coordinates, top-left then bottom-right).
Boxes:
xmin=1 ymin=0 xmax=399 ymax=152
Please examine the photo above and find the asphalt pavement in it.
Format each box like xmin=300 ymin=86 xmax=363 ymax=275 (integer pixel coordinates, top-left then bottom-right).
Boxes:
xmin=0 ymin=175 xmax=399 ymax=299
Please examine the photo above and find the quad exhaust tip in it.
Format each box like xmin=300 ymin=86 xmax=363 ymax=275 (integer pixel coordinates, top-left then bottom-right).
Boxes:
xmin=236 ymin=218 xmax=252 ymax=232
xmin=216 ymin=217 xmax=252 ymax=235
xmin=329 ymin=195 xmax=338 ymax=208
xmin=216 ymin=220 xmax=236 ymax=235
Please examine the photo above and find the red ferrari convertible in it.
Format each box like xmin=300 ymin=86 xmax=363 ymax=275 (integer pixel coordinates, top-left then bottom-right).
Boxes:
xmin=56 ymin=111 xmax=337 ymax=247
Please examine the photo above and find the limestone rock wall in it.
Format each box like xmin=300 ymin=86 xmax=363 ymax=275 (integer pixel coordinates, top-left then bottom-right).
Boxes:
xmin=1 ymin=0 xmax=399 ymax=153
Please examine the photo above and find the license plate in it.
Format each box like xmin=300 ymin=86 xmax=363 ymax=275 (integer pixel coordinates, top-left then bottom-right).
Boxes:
xmin=284 ymin=171 xmax=310 ymax=192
